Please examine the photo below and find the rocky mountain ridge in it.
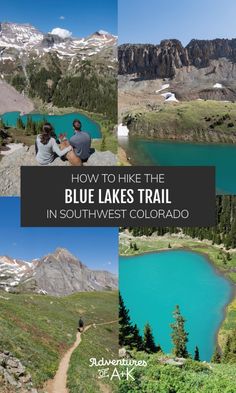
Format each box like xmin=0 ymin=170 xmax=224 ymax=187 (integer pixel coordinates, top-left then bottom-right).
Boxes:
xmin=0 ymin=247 xmax=117 ymax=296
xmin=0 ymin=22 xmax=116 ymax=61
xmin=118 ymin=38 xmax=236 ymax=78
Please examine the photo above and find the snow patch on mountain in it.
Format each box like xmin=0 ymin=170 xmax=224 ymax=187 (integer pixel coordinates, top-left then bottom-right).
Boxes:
xmin=213 ymin=83 xmax=223 ymax=89
xmin=118 ymin=123 xmax=129 ymax=137
xmin=0 ymin=22 xmax=116 ymax=61
xmin=161 ymin=92 xmax=179 ymax=102
xmin=156 ymin=83 xmax=170 ymax=93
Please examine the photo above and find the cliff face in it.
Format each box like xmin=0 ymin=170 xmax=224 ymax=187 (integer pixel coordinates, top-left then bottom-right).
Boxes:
xmin=187 ymin=38 xmax=236 ymax=67
xmin=119 ymin=40 xmax=188 ymax=78
xmin=118 ymin=38 xmax=236 ymax=78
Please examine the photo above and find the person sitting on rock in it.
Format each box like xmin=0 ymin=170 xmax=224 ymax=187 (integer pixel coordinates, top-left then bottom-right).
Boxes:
xmin=69 ymin=119 xmax=92 ymax=164
xmin=35 ymin=123 xmax=81 ymax=166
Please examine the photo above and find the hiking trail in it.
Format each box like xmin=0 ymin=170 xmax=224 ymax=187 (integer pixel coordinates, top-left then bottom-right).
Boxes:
xmin=45 ymin=320 xmax=117 ymax=393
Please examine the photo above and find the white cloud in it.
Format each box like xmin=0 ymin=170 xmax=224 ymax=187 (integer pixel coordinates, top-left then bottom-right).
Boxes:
xmin=59 ymin=16 xmax=65 ymax=20
xmin=50 ymin=27 xmax=72 ymax=39
xmin=98 ymin=30 xmax=109 ymax=35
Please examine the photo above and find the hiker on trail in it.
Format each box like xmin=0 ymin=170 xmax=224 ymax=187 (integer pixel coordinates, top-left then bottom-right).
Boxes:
xmin=69 ymin=119 xmax=92 ymax=164
xmin=35 ymin=123 xmax=72 ymax=165
xmin=78 ymin=317 xmax=84 ymax=332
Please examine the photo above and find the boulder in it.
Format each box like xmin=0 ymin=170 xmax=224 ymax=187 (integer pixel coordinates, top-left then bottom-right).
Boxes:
xmin=159 ymin=356 xmax=187 ymax=367
xmin=0 ymin=145 xmax=117 ymax=196
xmin=84 ymin=151 xmax=117 ymax=166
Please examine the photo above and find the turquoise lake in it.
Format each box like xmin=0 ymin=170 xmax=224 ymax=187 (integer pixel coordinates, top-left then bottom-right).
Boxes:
xmin=119 ymin=250 xmax=232 ymax=361
xmin=1 ymin=111 xmax=101 ymax=139
xmin=121 ymin=138 xmax=236 ymax=194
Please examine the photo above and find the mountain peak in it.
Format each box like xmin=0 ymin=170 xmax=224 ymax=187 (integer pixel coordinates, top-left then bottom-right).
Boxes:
xmin=54 ymin=247 xmax=76 ymax=257
xmin=97 ymin=30 xmax=110 ymax=36
xmin=0 ymin=248 xmax=117 ymax=296
xmin=0 ymin=21 xmax=116 ymax=61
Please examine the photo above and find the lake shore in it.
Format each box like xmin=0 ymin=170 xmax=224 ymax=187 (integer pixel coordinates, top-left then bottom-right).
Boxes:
xmin=119 ymin=231 xmax=236 ymax=352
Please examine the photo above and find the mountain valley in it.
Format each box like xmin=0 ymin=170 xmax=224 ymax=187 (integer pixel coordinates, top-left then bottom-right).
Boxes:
xmin=0 ymin=22 xmax=117 ymax=120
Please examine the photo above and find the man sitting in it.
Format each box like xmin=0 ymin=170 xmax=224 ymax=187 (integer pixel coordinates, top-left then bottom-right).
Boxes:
xmin=70 ymin=119 xmax=91 ymax=163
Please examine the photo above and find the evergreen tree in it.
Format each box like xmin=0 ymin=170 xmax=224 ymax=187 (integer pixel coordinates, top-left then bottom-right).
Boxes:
xmin=143 ymin=323 xmax=158 ymax=353
xmin=32 ymin=121 xmax=37 ymax=135
xmin=222 ymin=335 xmax=232 ymax=363
xmin=132 ymin=324 xmax=143 ymax=351
xmin=16 ymin=117 xmax=25 ymax=130
xmin=194 ymin=346 xmax=200 ymax=361
xmin=171 ymin=305 xmax=189 ymax=358
xmin=25 ymin=116 xmax=34 ymax=135
xmin=100 ymin=135 xmax=107 ymax=151
xmin=222 ymin=331 xmax=236 ymax=363
xmin=122 ymin=196 xmax=236 ymax=250
xmin=119 ymin=293 xmax=134 ymax=347
xmin=0 ymin=118 xmax=5 ymax=129
xmin=211 ymin=347 xmax=221 ymax=363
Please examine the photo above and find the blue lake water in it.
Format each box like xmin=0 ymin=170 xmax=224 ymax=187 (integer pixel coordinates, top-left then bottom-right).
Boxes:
xmin=119 ymin=250 xmax=232 ymax=361
xmin=121 ymin=138 xmax=236 ymax=194
xmin=1 ymin=111 xmax=101 ymax=139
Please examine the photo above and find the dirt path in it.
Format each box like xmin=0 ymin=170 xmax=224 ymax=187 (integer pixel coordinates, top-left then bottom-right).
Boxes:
xmin=45 ymin=320 xmax=118 ymax=393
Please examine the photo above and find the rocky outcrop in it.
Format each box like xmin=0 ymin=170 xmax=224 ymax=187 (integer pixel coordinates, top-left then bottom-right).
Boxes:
xmin=119 ymin=40 xmax=188 ymax=78
xmin=0 ymin=351 xmax=37 ymax=393
xmin=0 ymin=248 xmax=118 ymax=296
xmin=118 ymin=38 xmax=236 ymax=78
xmin=0 ymin=145 xmax=117 ymax=196
xmin=187 ymin=38 xmax=236 ymax=68
xmin=41 ymin=33 xmax=65 ymax=48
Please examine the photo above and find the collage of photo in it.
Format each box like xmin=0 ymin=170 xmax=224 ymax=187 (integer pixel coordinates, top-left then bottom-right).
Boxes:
xmin=0 ymin=0 xmax=236 ymax=393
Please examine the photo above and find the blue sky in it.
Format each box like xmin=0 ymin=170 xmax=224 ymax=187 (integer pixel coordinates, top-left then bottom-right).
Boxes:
xmin=119 ymin=0 xmax=236 ymax=45
xmin=1 ymin=0 xmax=117 ymax=37
xmin=0 ymin=198 xmax=118 ymax=273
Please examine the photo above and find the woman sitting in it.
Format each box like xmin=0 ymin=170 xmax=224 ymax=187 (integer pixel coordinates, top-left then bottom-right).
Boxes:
xmin=36 ymin=123 xmax=72 ymax=165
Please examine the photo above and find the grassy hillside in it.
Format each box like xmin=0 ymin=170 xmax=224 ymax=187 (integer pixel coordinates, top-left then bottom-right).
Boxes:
xmin=0 ymin=291 xmax=118 ymax=392
xmin=124 ymin=100 xmax=236 ymax=143
xmin=219 ymin=298 xmax=236 ymax=348
xmin=68 ymin=323 xmax=118 ymax=393
xmin=119 ymin=351 xmax=236 ymax=393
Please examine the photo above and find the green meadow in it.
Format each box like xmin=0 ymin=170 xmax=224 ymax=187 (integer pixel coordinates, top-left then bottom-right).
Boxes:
xmin=0 ymin=291 xmax=118 ymax=392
